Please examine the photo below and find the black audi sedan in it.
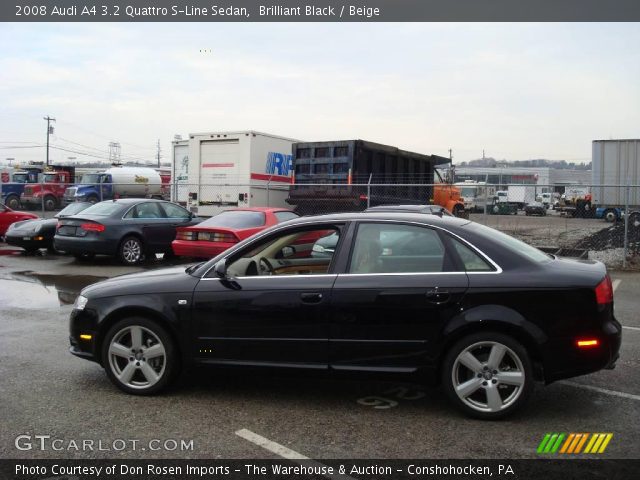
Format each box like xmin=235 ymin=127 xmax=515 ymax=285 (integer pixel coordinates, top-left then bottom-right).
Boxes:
xmin=68 ymin=212 xmax=621 ymax=419
xmin=5 ymin=202 xmax=92 ymax=253
xmin=54 ymin=199 xmax=201 ymax=265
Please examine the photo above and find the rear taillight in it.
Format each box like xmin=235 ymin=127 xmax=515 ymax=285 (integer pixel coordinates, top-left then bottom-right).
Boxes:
xmin=80 ymin=223 xmax=105 ymax=233
xmin=197 ymin=231 xmax=238 ymax=243
xmin=176 ymin=231 xmax=197 ymax=241
xmin=56 ymin=222 xmax=62 ymax=230
xmin=595 ymin=275 xmax=613 ymax=305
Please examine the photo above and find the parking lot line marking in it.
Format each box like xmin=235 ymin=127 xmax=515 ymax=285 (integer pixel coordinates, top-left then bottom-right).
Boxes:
xmin=235 ymin=429 xmax=356 ymax=480
xmin=622 ymin=325 xmax=640 ymax=331
xmin=559 ymin=381 xmax=640 ymax=402
xmin=612 ymin=279 xmax=621 ymax=292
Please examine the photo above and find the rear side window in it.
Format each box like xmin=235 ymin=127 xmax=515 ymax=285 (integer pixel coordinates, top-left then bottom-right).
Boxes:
xmin=274 ymin=211 xmax=299 ymax=223
xmin=349 ymin=223 xmax=445 ymax=274
xmin=161 ymin=202 xmax=191 ymax=219
xmin=124 ymin=202 xmax=164 ymax=219
xmin=450 ymin=238 xmax=494 ymax=272
xmin=199 ymin=210 xmax=266 ymax=229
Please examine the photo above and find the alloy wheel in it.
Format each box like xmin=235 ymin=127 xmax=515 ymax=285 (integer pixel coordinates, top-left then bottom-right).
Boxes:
xmin=451 ymin=341 xmax=525 ymax=413
xmin=122 ymin=238 xmax=142 ymax=264
xmin=108 ymin=325 xmax=166 ymax=389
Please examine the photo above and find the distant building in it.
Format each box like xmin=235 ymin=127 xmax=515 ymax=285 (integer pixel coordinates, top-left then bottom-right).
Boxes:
xmin=448 ymin=166 xmax=591 ymax=192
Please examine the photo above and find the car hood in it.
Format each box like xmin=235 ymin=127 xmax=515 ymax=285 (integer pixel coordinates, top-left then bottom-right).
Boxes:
xmin=82 ymin=265 xmax=200 ymax=298
xmin=7 ymin=218 xmax=56 ymax=233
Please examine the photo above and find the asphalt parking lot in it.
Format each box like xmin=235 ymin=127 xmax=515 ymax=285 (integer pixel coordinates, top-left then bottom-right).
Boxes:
xmin=0 ymin=248 xmax=639 ymax=460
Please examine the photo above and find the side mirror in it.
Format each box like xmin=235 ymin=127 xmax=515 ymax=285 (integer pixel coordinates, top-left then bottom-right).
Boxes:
xmin=213 ymin=259 xmax=228 ymax=278
xmin=281 ymin=246 xmax=296 ymax=258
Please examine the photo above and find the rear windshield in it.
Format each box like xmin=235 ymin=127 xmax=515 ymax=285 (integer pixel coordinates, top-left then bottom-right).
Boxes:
xmin=199 ymin=211 xmax=266 ymax=229
xmin=56 ymin=202 xmax=90 ymax=217
xmin=78 ymin=202 xmax=124 ymax=216
xmin=463 ymin=222 xmax=551 ymax=263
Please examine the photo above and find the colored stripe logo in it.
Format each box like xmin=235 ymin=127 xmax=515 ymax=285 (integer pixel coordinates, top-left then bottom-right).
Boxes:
xmin=537 ymin=433 xmax=613 ymax=454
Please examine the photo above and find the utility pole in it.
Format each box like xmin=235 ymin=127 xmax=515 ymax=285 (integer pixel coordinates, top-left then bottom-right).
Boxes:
xmin=482 ymin=149 xmax=485 ymax=160
xmin=44 ymin=116 xmax=56 ymax=166
xmin=156 ymin=139 xmax=161 ymax=167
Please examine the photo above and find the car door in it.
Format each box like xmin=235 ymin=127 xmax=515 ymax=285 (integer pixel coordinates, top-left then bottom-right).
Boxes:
xmin=329 ymin=221 xmax=469 ymax=373
xmin=159 ymin=202 xmax=195 ymax=242
xmin=123 ymin=202 xmax=168 ymax=251
xmin=191 ymin=223 xmax=345 ymax=369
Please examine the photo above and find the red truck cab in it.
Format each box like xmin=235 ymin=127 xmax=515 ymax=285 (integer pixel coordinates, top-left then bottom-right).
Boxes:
xmin=21 ymin=167 xmax=75 ymax=211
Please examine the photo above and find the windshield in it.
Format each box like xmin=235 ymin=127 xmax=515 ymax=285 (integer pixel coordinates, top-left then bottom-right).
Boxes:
xmin=81 ymin=173 xmax=102 ymax=183
xmin=460 ymin=187 xmax=476 ymax=197
xmin=12 ymin=173 xmax=28 ymax=183
xmin=78 ymin=202 xmax=123 ymax=216
xmin=199 ymin=211 xmax=266 ymax=229
xmin=43 ymin=173 xmax=58 ymax=183
xmin=463 ymin=222 xmax=551 ymax=263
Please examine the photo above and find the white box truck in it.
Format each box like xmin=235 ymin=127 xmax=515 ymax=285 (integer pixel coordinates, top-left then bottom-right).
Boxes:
xmin=496 ymin=185 xmax=536 ymax=210
xmin=171 ymin=139 xmax=190 ymax=205
xmin=178 ymin=131 xmax=299 ymax=216
xmin=592 ymin=139 xmax=640 ymax=222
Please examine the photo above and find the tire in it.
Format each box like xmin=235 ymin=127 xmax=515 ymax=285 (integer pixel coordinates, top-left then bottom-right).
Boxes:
xmin=102 ymin=317 xmax=178 ymax=395
xmin=603 ymin=209 xmax=617 ymax=223
xmin=441 ymin=332 xmax=533 ymax=420
xmin=43 ymin=196 xmax=57 ymax=211
xmin=452 ymin=204 xmax=464 ymax=218
xmin=6 ymin=195 xmax=20 ymax=210
xmin=118 ymin=236 xmax=144 ymax=265
xmin=629 ymin=212 xmax=640 ymax=229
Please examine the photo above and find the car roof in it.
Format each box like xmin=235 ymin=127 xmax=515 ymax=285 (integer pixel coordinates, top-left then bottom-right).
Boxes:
xmin=365 ymin=204 xmax=440 ymax=211
xmin=98 ymin=198 xmax=167 ymax=205
xmin=284 ymin=211 xmax=470 ymax=228
xmin=219 ymin=207 xmax=294 ymax=213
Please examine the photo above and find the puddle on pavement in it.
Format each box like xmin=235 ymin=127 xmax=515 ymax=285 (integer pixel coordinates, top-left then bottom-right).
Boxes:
xmin=0 ymin=271 xmax=106 ymax=309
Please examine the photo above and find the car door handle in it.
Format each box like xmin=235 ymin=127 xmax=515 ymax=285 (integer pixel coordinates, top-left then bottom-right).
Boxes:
xmin=426 ymin=289 xmax=450 ymax=304
xmin=300 ymin=292 xmax=323 ymax=304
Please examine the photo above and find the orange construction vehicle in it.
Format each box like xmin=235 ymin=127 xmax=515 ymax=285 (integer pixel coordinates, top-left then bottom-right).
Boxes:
xmin=433 ymin=169 xmax=467 ymax=217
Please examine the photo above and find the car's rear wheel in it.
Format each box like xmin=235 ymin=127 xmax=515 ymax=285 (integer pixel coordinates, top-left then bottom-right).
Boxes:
xmin=6 ymin=195 xmax=20 ymax=210
xmin=442 ymin=332 xmax=533 ymax=419
xmin=44 ymin=196 xmax=57 ymax=211
xmin=102 ymin=317 xmax=177 ymax=395
xmin=119 ymin=236 xmax=144 ymax=265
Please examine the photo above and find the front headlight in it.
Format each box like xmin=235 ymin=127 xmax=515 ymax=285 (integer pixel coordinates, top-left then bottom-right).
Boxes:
xmin=73 ymin=295 xmax=89 ymax=310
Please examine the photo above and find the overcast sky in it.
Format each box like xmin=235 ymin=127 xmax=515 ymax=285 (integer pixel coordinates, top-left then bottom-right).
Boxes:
xmin=0 ymin=23 xmax=638 ymax=166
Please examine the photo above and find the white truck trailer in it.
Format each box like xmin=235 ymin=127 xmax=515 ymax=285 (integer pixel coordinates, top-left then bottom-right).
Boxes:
xmin=592 ymin=139 xmax=640 ymax=222
xmin=175 ymin=131 xmax=299 ymax=216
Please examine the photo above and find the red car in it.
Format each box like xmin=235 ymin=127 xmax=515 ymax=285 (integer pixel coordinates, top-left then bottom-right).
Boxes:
xmin=172 ymin=207 xmax=300 ymax=258
xmin=0 ymin=203 xmax=39 ymax=238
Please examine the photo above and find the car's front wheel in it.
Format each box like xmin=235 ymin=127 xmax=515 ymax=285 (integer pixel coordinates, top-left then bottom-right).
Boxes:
xmin=442 ymin=332 xmax=533 ymax=419
xmin=102 ymin=317 xmax=178 ymax=395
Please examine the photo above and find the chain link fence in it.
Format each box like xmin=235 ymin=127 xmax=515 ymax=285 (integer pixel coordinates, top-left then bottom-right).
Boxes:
xmin=2 ymin=178 xmax=638 ymax=269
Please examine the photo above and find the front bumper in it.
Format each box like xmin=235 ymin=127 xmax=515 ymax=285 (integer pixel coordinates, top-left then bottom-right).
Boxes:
xmin=69 ymin=307 xmax=99 ymax=363
xmin=5 ymin=233 xmax=50 ymax=250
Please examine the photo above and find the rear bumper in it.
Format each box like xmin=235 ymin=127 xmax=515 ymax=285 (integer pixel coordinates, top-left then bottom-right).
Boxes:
xmin=543 ymin=316 xmax=622 ymax=383
xmin=172 ymin=240 xmax=231 ymax=258
xmin=54 ymin=235 xmax=117 ymax=256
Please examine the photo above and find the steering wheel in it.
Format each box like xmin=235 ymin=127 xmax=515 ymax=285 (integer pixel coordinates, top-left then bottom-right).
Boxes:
xmin=259 ymin=257 xmax=275 ymax=275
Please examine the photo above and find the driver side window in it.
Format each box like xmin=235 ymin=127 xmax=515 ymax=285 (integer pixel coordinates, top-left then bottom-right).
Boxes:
xmin=225 ymin=226 xmax=341 ymax=277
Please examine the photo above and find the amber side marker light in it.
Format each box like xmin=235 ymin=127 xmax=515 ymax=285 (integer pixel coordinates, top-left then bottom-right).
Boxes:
xmin=577 ymin=339 xmax=599 ymax=348
xmin=79 ymin=334 xmax=92 ymax=341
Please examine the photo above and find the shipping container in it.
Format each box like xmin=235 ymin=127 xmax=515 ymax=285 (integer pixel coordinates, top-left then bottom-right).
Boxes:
xmin=592 ymin=139 xmax=640 ymax=221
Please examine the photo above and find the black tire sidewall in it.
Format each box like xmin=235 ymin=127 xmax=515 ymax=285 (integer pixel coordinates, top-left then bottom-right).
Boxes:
xmin=441 ymin=331 xmax=534 ymax=420
xmin=101 ymin=317 xmax=178 ymax=395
